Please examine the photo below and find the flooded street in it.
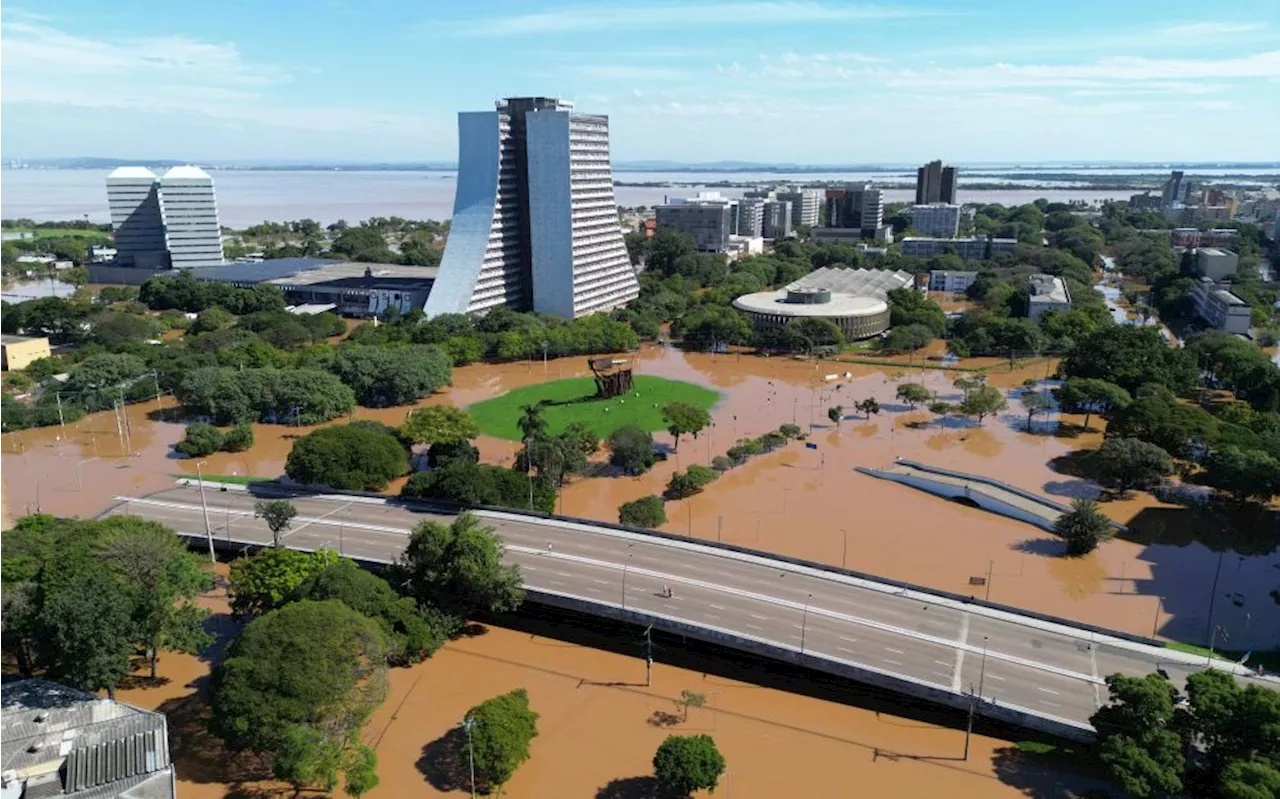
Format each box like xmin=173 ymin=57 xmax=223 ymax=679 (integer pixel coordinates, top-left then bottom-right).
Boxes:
xmin=4 ymin=344 xmax=1277 ymax=649
xmin=111 ymin=571 xmax=1105 ymax=798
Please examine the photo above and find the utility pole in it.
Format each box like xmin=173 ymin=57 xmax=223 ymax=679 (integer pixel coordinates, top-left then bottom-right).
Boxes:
xmin=841 ymin=527 xmax=849 ymax=569
xmin=195 ymin=461 xmax=215 ymax=564
xmin=644 ymin=625 xmax=653 ymax=687
xmin=56 ymin=393 xmax=65 ymax=436
xmin=986 ymin=558 xmax=994 ymax=602
xmin=800 ymin=593 xmax=813 ymax=654
xmin=717 ymin=516 xmax=723 ymax=543
xmin=964 ymin=635 xmax=990 ymax=760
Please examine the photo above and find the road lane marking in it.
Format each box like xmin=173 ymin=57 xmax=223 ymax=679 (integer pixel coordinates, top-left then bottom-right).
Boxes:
xmin=837 ymin=646 xmax=857 ymax=655
xmin=705 ymin=613 xmax=721 ymax=621
xmin=884 ymin=658 xmax=903 ymax=666
xmin=1035 ymin=686 xmax=1060 ymax=695
xmin=934 ymin=660 xmax=952 ymax=667
xmin=555 ymin=571 xmax=573 ymax=578
xmin=663 ymin=603 xmax=678 ymax=610
xmin=839 ymin=635 xmax=858 ymax=643
xmin=592 ymin=578 xmax=610 ymax=585
xmin=987 ymin=674 xmax=1006 ymax=682
xmin=749 ymin=613 xmax=769 ymax=620
xmin=745 ymin=623 xmax=765 ymax=632
xmin=709 ymin=604 xmax=727 ymax=611
xmin=885 ymin=647 xmax=905 ymax=655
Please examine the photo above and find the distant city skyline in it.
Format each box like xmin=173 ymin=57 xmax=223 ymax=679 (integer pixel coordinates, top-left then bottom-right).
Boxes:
xmin=2 ymin=1 xmax=1278 ymax=162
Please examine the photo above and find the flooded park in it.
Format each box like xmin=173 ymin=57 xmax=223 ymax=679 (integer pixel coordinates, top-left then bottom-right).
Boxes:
xmin=4 ymin=341 xmax=1277 ymax=652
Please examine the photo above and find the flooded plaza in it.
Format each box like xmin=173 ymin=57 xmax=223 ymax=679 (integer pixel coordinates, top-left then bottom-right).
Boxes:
xmin=3 ymin=343 xmax=1277 ymax=650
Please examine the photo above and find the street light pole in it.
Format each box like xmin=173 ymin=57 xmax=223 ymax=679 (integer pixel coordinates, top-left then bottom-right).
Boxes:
xmin=841 ymin=527 xmax=849 ymax=569
xmin=965 ymin=635 xmax=990 ymax=760
xmin=195 ymin=461 xmax=215 ymax=564
xmin=461 ymin=716 xmax=478 ymax=799
xmin=800 ymin=593 xmax=813 ymax=654
xmin=986 ymin=558 xmax=994 ymax=602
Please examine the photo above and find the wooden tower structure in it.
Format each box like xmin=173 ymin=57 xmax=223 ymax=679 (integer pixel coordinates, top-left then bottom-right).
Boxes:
xmin=589 ymin=357 xmax=634 ymax=399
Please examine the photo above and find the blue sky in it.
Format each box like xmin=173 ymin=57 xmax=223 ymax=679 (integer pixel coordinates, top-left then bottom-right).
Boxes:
xmin=2 ymin=1 xmax=1278 ymax=163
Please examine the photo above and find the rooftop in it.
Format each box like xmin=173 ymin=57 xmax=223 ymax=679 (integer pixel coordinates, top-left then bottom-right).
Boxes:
xmin=1212 ymin=289 xmax=1249 ymax=307
xmin=267 ymin=262 xmax=438 ymax=287
xmin=930 ymin=270 xmax=977 ymax=278
xmin=106 ymin=166 xmax=157 ymax=180
xmin=1028 ymin=274 xmax=1070 ymax=303
xmin=2 ymin=334 xmax=47 ymax=345
xmin=160 ymin=165 xmax=212 ymax=180
xmin=734 ymin=291 xmax=888 ymax=319
xmin=786 ymin=266 xmax=914 ymax=300
xmin=1197 ymin=247 xmax=1236 ymax=257
xmin=182 ymin=257 xmax=340 ymax=284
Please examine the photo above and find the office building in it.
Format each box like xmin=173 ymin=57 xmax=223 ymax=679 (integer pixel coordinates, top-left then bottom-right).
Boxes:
xmin=910 ymin=203 xmax=962 ymax=238
xmin=1 ymin=334 xmax=51 ymax=370
xmin=736 ymin=197 xmax=765 ymax=237
xmin=733 ymin=267 xmax=914 ymax=340
xmin=426 ymin=96 xmax=639 ymax=319
xmin=776 ymin=188 xmax=823 ymax=227
xmin=1129 ymin=192 xmax=1162 ymax=210
xmin=1192 ymin=277 xmax=1252 ymax=335
xmin=1160 ymin=170 xmax=1185 ymax=208
xmin=1027 ymin=274 xmax=1072 ymax=321
xmin=1195 ymin=247 xmax=1240 ymax=281
xmin=900 ymin=235 xmax=1016 ymax=260
xmin=928 ymin=270 xmax=978 ymax=294
xmin=916 ymin=160 xmax=958 ymax=204
xmin=105 ymin=165 xmax=225 ymax=270
xmin=655 ymin=201 xmax=733 ymax=252
xmin=2 ymin=679 xmax=177 ymax=799
xmin=761 ymin=200 xmax=793 ymax=239
xmin=824 ymin=184 xmax=883 ymax=236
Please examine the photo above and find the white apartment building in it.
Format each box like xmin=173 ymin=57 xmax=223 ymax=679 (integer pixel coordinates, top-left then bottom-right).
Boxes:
xmin=1193 ymin=277 xmax=1252 ymax=336
xmin=776 ymin=188 xmax=822 ymax=228
xmin=105 ymin=167 xmax=169 ymax=269
xmin=736 ymin=197 xmax=765 ymax=237
xmin=928 ymin=270 xmax=978 ymax=294
xmin=910 ymin=203 xmax=962 ymax=238
xmin=426 ymin=97 xmax=639 ymax=319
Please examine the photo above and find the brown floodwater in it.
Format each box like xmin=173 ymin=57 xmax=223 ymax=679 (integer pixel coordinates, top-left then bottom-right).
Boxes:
xmin=110 ymin=570 xmax=1106 ymax=799
xmin=3 ymin=344 xmax=1276 ymax=649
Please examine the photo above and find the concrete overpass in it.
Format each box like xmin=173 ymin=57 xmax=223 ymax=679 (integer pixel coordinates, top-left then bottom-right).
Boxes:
xmin=106 ymin=483 xmax=1270 ymax=743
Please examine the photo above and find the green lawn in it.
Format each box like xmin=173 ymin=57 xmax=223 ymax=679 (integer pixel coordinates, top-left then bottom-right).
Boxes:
xmin=1165 ymin=641 xmax=1280 ymax=671
xmin=2 ymin=227 xmax=111 ymax=240
xmin=173 ymin=473 xmax=273 ymax=485
xmin=468 ymin=375 xmax=721 ymax=441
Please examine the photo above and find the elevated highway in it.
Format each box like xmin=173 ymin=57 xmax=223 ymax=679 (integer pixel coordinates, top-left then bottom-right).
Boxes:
xmin=106 ymin=483 xmax=1269 ymax=742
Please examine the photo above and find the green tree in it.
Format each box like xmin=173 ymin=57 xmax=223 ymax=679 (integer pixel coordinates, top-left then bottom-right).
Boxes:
xmin=1219 ymin=759 xmax=1280 ymax=799
xmin=855 ymin=397 xmax=881 ymax=419
xmin=285 ymin=422 xmax=410 ymax=491
xmin=653 ymin=734 xmax=727 ymax=796
xmin=895 ymin=382 xmax=931 ymax=409
xmin=97 ymin=518 xmax=214 ymax=679
xmin=1086 ymin=438 xmax=1174 ymax=494
xmin=176 ymin=422 xmax=225 ymax=457
xmin=395 ymin=512 xmax=524 ymax=618
xmin=607 ymin=425 xmax=656 ymax=475
xmin=663 ymin=401 xmax=711 ymax=452
xmin=517 ymin=403 xmax=548 ymax=441
xmin=401 ymin=460 xmax=555 ymax=513
xmin=188 ymin=305 xmax=234 ymax=334
xmin=465 ymin=688 xmax=540 ymax=793
xmin=1200 ymin=447 xmax=1280 ymax=503
xmin=209 ymin=600 xmax=389 ymax=785
xmin=400 ymin=405 xmax=479 ymax=447
xmin=293 ymin=559 xmax=444 ymax=665
xmin=221 ymin=423 xmax=255 ymax=452
xmin=39 ymin=566 xmax=137 ymax=699
xmin=619 ymin=495 xmax=667 ymax=528
xmin=1057 ymin=377 xmax=1132 ymax=430
xmin=673 ymin=690 xmax=707 ymax=722
xmin=959 ymin=385 xmax=1008 ymax=425
xmin=1020 ymin=390 xmax=1052 ymax=430
xmin=88 ymin=310 xmax=163 ymax=348
xmin=887 ymin=288 xmax=946 ymax=335
xmin=330 ymin=344 xmax=452 ymax=407
xmin=255 ymin=499 xmax=298 ymax=547
xmin=928 ymin=401 xmax=953 ymax=425
xmin=1062 ymin=326 xmax=1198 ymax=396
xmin=1106 ymin=393 xmax=1219 ymax=459
xmin=828 ymin=405 xmax=843 ymax=427
xmin=1090 ymin=673 xmax=1185 ymax=798
xmin=228 ymin=548 xmax=340 ymax=617
xmin=1055 ymin=498 xmax=1112 ymax=556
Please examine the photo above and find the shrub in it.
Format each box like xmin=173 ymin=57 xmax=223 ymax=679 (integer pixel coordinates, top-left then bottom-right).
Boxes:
xmin=686 ymin=464 xmax=719 ymax=488
xmin=779 ymin=423 xmax=801 ymax=438
xmin=284 ymin=423 xmax=409 ymax=491
xmin=758 ymin=432 xmax=788 ymax=451
xmin=607 ymin=425 xmax=656 ymax=475
xmin=711 ymin=455 xmax=733 ymax=471
xmin=221 ymin=423 xmax=255 ymax=452
xmin=665 ymin=465 xmax=719 ymax=500
xmin=619 ymin=495 xmax=667 ymax=528
xmin=176 ymin=422 xmax=225 ymax=457
xmin=400 ymin=460 xmax=555 ymax=514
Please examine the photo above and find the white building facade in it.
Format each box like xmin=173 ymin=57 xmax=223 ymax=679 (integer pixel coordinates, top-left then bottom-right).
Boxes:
xmin=158 ymin=166 xmax=224 ymax=269
xmin=105 ymin=167 xmax=169 ymax=269
xmin=426 ymin=97 xmax=639 ymax=319
xmin=910 ymin=203 xmax=962 ymax=238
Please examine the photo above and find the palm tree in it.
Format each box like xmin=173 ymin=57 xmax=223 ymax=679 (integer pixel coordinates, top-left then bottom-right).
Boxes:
xmin=1054 ymin=498 xmax=1111 ymax=556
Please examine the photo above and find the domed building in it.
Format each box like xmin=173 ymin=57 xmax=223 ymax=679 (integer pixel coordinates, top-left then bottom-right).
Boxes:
xmin=732 ymin=267 xmax=914 ymax=340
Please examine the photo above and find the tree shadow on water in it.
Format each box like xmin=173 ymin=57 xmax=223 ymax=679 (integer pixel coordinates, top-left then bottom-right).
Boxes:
xmin=990 ymin=746 xmax=1114 ymax=799
xmin=594 ymin=776 xmax=661 ymax=799
xmin=1012 ymin=538 xmax=1068 ymax=558
xmin=416 ymin=726 xmax=469 ymax=793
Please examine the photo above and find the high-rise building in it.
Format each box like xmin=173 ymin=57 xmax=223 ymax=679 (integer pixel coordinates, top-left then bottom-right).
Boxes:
xmin=776 ymin=188 xmax=822 ymax=227
xmin=105 ymin=165 xmax=224 ymax=269
xmin=158 ymin=166 xmax=224 ymax=269
xmin=910 ymin=203 xmax=962 ymax=238
xmin=824 ymin=184 xmax=883 ymax=235
xmin=915 ymin=160 xmax=957 ymax=205
xmin=736 ymin=197 xmax=765 ymax=237
xmin=106 ymin=167 xmax=169 ymax=269
xmin=655 ymin=202 xmax=733 ymax=252
xmin=761 ymin=200 xmax=793 ymax=239
xmin=1160 ymin=170 xmax=1185 ymax=208
xmin=426 ymin=96 xmax=639 ymax=319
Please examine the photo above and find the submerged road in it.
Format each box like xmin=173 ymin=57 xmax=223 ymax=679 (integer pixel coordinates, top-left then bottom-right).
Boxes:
xmin=107 ymin=484 xmax=1272 ymax=736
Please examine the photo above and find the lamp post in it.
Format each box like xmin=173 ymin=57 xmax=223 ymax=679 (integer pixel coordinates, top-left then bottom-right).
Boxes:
xmin=964 ymin=635 xmax=990 ymax=761
xmin=461 ymin=716 xmax=478 ymax=799
xmin=800 ymin=593 xmax=813 ymax=654
xmin=841 ymin=527 xmax=849 ymax=569
xmin=195 ymin=461 xmax=215 ymax=564
xmin=76 ymin=457 xmax=98 ymax=491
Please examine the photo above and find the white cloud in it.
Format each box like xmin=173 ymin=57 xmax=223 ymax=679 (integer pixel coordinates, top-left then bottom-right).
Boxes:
xmin=918 ymin=20 xmax=1275 ymax=60
xmin=563 ymin=64 xmax=691 ymax=81
xmin=433 ymin=2 xmax=943 ymax=36
xmin=0 ymin=20 xmax=448 ymax=141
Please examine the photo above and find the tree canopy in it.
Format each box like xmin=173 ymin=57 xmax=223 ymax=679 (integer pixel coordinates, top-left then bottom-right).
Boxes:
xmin=663 ymin=402 xmax=711 ymax=452
xmin=228 ymin=547 xmax=340 ymax=617
xmin=607 ymin=425 xmax=657 ymax=475
xmin=653 ymin=734 xmax=727 ymax=795
xmin=285 ymin=422 xmax=410 ymax=491
xmin=394 ymin=512 xmax=524 ymax=620
xmin=400 ymin=405 xmax=479 ymax=447
xmin=464 ymin=688 xmax=540 ymax=792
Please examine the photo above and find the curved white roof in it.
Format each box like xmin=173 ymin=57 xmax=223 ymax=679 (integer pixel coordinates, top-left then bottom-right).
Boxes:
xmin=106 ymin=166 xmax=158 ymax=179
xmin=161 ymin=165 xmax=212 ymax=180
xmin=734 ymin=291 xmax=888 ymax=318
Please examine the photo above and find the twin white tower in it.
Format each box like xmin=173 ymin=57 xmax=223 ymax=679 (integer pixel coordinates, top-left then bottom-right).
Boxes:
xmin=106 ymin=165 xmax=224 ymax=270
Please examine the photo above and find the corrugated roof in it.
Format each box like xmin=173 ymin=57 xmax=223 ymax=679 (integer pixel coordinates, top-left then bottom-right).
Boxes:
xmin=786 ymin=267 xmax=914 ymax=300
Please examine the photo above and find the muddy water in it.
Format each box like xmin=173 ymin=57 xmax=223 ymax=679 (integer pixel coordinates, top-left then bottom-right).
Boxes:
xmin=3 ymin=345 xmax=1276 ymax=649
xmin=113 ymin=573 xmax=1103 ymax=799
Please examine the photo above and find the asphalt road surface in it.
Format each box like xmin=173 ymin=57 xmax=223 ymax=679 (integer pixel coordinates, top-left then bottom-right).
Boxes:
xmin=107 ymin=484 xmax=1272 ymax=731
